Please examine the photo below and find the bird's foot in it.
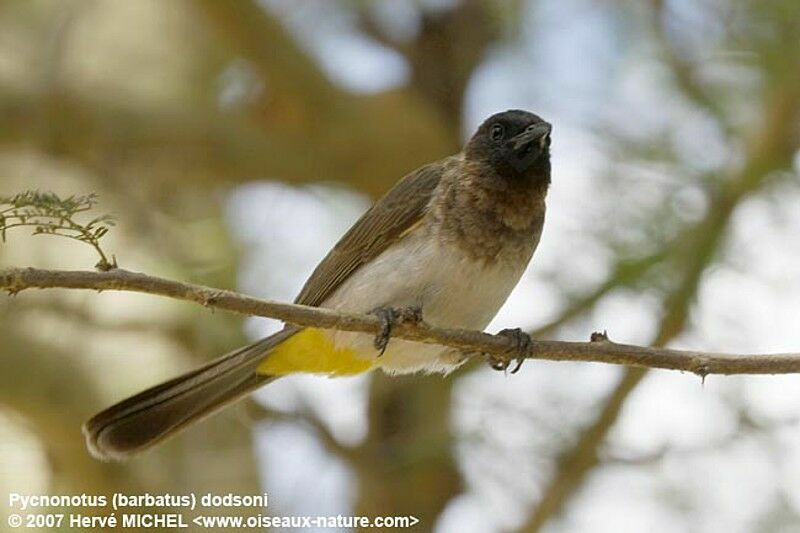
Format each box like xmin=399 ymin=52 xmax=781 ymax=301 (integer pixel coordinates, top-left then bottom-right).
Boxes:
xmin=369 ymin=305 xmax=423 ymax=355
xmin=489 ymin=327 xmax=532 ymax=374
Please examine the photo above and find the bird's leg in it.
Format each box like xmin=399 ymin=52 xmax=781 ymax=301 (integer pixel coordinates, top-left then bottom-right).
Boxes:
xmin=369 ymin=305 xmax=423 ymax=355
xmin=489 ymin=327 xmax=532 ymax=374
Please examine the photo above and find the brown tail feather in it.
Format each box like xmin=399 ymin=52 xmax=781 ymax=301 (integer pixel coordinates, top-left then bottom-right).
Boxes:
xmin=83 ymin=328 xmax=297 ymax=461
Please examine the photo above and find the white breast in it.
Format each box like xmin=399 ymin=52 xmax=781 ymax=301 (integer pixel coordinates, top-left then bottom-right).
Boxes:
xmin=320 ymin=229 xmax=529 ymax=374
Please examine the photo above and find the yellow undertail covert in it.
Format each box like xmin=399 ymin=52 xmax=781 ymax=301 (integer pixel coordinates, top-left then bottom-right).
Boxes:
xmin=256 ymin=328 xmax=374 ymax=376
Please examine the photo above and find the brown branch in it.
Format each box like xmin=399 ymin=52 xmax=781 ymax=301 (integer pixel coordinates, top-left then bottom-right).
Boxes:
xmin=2 ymin=266 xmax=800 ymax=376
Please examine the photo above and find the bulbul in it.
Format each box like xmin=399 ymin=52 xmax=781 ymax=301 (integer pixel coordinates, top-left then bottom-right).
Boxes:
xmin=84 ymin=109 xmax=553 ymax=460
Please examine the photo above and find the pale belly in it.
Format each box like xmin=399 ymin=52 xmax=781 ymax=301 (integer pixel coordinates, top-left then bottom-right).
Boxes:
xmin=318 ymin=230 xmax=532 ymax=374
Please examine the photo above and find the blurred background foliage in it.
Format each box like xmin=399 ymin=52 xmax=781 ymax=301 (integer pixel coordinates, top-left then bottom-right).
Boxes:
xmin=1 ymin=0 xmax=799 ymax=532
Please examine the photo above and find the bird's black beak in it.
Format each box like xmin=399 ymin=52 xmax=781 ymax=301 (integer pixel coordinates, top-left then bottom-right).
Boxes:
xmin=509 ymin=122 xmax=552 ymax=172
xmin=511 ymin=122 xmax=552 ymax=152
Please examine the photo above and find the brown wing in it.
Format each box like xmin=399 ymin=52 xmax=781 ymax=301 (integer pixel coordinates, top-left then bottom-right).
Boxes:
xmin=295 ymin=160 xmax=447 ymax=307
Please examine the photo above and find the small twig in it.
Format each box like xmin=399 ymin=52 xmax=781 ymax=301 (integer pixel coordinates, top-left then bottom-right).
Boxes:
xmin=2 ymin=267 xmax=800 ymax=376
xmin=0 ymin=191 xmax=116 ymax=270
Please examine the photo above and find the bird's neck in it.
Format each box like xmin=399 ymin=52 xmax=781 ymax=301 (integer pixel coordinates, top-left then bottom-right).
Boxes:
xmin=431 ymin=159 xmax=548 ymax=264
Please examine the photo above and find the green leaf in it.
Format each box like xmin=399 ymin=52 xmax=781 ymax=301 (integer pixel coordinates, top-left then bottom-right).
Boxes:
xmin=0 ymin=189 xmax=116 ymax=269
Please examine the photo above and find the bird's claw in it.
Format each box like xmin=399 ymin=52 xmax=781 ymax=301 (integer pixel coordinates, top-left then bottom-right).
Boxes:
xmin=398 ymin=305 xmax=424 ymax=324
xmin=489 ymin=327 xmax=532 ymax=374
xmin=369 ymin=305 xmax=423 ymax=355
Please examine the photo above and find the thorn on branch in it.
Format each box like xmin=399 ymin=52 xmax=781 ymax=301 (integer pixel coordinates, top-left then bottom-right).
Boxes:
xmin=203 ymin=291 xmax=223 ymax=310
xmin=695 ymin=363 xmax=710 ymax=386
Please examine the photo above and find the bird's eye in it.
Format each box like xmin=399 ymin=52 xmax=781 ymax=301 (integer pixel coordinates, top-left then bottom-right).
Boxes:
xmin=490 ymin=123 xmax=505 ymax=141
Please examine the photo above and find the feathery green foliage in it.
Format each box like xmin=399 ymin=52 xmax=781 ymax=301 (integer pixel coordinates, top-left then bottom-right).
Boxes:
xmin=0 ymin=191 xmax=116 ymax=270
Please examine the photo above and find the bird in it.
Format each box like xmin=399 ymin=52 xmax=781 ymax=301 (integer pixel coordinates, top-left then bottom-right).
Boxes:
xmin=84 ymin=109 xmax=553 ymax=460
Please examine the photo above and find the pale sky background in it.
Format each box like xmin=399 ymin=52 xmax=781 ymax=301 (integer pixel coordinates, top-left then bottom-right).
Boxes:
xmin=223 ymin=1 xmax=800 ymax=532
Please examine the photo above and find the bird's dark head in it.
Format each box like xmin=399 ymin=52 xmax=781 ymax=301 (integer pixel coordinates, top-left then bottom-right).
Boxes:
xmin=465 ymin=110 xmax=552 ymax=185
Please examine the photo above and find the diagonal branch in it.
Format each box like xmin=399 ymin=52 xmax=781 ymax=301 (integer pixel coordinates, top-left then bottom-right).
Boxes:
xmin=2 ymin=266 xmax=800 ymax=376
